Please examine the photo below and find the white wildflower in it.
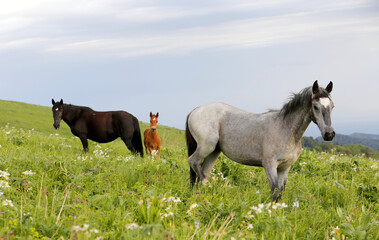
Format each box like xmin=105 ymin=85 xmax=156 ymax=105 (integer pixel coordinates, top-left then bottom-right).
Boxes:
xmin=189 ymin=203 xmax=198 ymax=210
xmin=82 ymin=224 xmax=89 ymax=231
xmin=22 ymin=170 xmax=35 ymax=176
xmin=72 ymin=225 xmax=81 ymax=232
xmin=0 ymin=180 xmax=10 ymax=188
xmin=2 ymin=199 xmax=14 ymax=207
xmin=272 ymin=204 xmax=278 ymax=210
xmin=126 ymin=223 xmax=140 ymax=230
xmin=247 ymin=224 xmax=253 ymax=229
xmin=293 ymin=201 xmax=299 ymax=208
xmin=90 ymin=228 xmax=99 ymax=234
xmin=278 ymin=202 xmax=288 ymax=209
xmin=0 ymin=170 xmax=10 ymax=179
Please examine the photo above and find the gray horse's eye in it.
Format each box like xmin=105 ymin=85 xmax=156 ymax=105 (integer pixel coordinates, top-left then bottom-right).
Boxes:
xmin=313 ymin=105 xmax=319 ymax=111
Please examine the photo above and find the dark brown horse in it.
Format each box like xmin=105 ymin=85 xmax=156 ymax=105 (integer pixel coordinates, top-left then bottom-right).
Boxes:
xmin=144 ymin=112 xmax=161 ymax=159
xmin=51 ymin=99 xmax=143 ymax=156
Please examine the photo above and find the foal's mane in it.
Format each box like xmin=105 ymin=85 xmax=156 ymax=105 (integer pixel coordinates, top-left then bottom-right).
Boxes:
xmin=279 ymin=86 xmax=329 ymax=119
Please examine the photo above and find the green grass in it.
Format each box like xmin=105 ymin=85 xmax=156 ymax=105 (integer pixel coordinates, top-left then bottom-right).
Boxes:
xmin=0 ymin=100 xmax=185 ymax=147
xmin=0 ymin=100 xmax=378 ymax=239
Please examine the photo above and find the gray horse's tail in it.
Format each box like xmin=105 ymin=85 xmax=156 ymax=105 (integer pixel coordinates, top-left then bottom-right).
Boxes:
xmin=186 ymin=113 xmax=197 ymax=186
xmin=132 ymin=119 xmax=144 ymax=157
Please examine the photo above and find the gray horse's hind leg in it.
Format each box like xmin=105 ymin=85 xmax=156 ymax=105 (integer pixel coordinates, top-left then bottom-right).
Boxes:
xmin=202 ymin=150 xmax=221 ymax=179
xmin=188 ymin=140 xmax=219 ymax=184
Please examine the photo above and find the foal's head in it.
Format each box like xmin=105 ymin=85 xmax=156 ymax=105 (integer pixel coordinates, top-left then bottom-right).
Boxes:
xmin=310 ymin=81 xmax=335 ymax=141
xmin=51 ymin=99 xmax=63 ymax=129
xmin=149 ymin=112 xmax=159 ymax=132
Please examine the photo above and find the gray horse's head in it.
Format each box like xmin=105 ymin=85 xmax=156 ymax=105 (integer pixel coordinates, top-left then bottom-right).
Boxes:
xmin=52 ymin=99 xmax=64 ymax=129
xmin=311 ymin=81 xmax=335 ymax=141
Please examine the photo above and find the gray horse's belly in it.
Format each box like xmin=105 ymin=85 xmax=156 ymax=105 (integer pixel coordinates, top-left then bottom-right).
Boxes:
xmin=220 ymin=140 xmax=263 ymax=167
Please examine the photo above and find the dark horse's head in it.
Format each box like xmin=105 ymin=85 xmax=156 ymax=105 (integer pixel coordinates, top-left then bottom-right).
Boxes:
xmin=149 ymin=112 xmax=159 ymax=133
xmin=52 ymin=99 xmax=63 ymax=129
xmin=310 ymin=81 xmax=335 ymax=141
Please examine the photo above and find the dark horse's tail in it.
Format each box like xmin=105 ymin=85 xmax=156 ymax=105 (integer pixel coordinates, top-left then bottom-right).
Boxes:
xmin=132 ymin=118 xmax=144 ymax=157
xmin=186 ymin=113 xmax=197 ymax=186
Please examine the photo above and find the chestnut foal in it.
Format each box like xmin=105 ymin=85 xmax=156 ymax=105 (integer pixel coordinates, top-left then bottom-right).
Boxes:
xmin=144 ymin=112 xmax=161 ymax=159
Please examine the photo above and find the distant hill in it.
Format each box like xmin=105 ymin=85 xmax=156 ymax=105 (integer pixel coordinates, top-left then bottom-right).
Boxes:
xmin=316 ymin=133 xmax=379 ymax=151
xmin=0 ymin=100 xmax=185 ymax=147
xmin=350 ymin=132 xmax=379 ymax=140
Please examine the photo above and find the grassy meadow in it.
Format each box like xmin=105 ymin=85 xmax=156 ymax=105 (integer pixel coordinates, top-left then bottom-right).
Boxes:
xmin=0 ymin=100 xmax=378 ymax=239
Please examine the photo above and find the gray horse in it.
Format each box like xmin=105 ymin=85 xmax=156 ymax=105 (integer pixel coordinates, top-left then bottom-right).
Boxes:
xmin=186 ymin=81 xmax=335 ymax=201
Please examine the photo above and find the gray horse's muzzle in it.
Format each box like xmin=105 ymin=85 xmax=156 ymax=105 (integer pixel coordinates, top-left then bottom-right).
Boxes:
xmin=323 ymin=129 xmax=335 ymax=141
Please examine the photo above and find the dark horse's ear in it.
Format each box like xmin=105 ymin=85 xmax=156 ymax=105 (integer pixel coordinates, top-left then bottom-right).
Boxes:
xmin=156 ymin=112 xmax=159 ymax=118
xmin=60 ymin=99 xmax=63 ymax=105
xmin=312 ymin=80 xmax=319 ymax=94
xmin=150 ymin=112 xmax=152 ymax=117
xmin=52 ymin=99 xmax=55 ymax=105
xmin=326 ymin=81 xmax=333 ymax=93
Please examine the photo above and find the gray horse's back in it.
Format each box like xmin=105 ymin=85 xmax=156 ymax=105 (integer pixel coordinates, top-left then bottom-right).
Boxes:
xmin=188 ymin=102 xmax=278 ymax=165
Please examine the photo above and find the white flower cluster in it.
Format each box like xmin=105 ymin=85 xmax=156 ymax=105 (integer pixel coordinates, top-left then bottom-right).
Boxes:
xmin=246 ymin=202 xmax=289 ymax=218
xmin=2 ymin=199 xmax=14 ymax=207
xmin=22 ymin=170 xmax=35 ymax=176
xmin=0 ymin=170 xmax=9 ymax=179
xmin=160 ymin=196 xmax=181 ymax=219
xmin=93 ymin=145 xmax=110 ymax=158
xmin=125 ymin=223 xmax=141 ymax=230
xmin=186 ymin=203 xmax=199 ymax=215
xmin=72 ymin=224 xmax=99 ymax=234
xmin=0 ymin=170 xmax=10 ymax=189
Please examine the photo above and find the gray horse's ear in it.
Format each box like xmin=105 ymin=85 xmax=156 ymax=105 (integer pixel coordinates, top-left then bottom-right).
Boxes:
xmin=312 ymin=80 xmax=319 ymax=94
xmin=326 ymin=81 xmax=333 ymax=93
xmin=52 ymin=99 xmax=55 ymax=105
xmin=60 ymin=99 xmax=63 ymax=105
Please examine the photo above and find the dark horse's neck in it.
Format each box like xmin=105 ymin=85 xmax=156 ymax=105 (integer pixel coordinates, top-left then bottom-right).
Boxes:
xmin=62 ymin=104 xmax=91 ymax=126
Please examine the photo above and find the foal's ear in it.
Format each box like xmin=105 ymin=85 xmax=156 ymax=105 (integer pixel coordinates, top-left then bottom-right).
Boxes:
xmin=312 ymin=80 xmax=319 ymax=94
xmin=52 ymin=99 xmax=55 ymax=105
xmin=156 ymin=112 xmax=159 ymax=118
xmin=150 ymin=112 xmax=152 ymax=117
xmin=326 ymin=81 xmax=333 ymax=93
xmin=59 ymin=99 xmax=63 ymax=105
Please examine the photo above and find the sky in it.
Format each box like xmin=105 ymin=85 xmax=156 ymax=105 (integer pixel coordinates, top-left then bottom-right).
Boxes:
xmin=1 ymin=0 xmax=379 ymax=138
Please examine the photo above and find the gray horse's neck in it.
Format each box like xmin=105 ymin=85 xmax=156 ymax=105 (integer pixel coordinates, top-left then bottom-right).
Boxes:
xmin=283 ymin=108 xmax=312 ymax=143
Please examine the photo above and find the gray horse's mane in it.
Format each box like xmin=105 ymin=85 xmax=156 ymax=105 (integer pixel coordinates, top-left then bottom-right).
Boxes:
xmin=279 ymin=86 xmax=329 ymax=119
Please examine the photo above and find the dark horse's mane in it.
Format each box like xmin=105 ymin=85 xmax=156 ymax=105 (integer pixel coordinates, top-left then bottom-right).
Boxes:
xmin=279 ymin=86 xmax=330 ymax=119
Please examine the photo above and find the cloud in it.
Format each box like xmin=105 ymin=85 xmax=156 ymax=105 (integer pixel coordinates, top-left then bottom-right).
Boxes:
xmin=0 ymin=0 xmax=378 ymax=58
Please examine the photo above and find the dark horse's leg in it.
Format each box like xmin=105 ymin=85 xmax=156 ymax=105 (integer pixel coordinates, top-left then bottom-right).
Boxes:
xmin=79 ymin=136 xmax=89 ymax=152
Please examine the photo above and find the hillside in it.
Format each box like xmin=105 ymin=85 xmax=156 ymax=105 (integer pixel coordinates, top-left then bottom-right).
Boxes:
xmin=316 ymin=133 xmax=379 ymax=151
xmin=0 ymin=99 xmax=185 ymax=147
xmin=0 ymin=109 xmax=378 ymax=239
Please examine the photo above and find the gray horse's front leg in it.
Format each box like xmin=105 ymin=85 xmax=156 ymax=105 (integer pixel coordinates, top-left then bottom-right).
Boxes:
xmin=277 ymin=167 xmax=291 ymax=193
xmin=263 ymin=163 xmax=281 ymax=202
